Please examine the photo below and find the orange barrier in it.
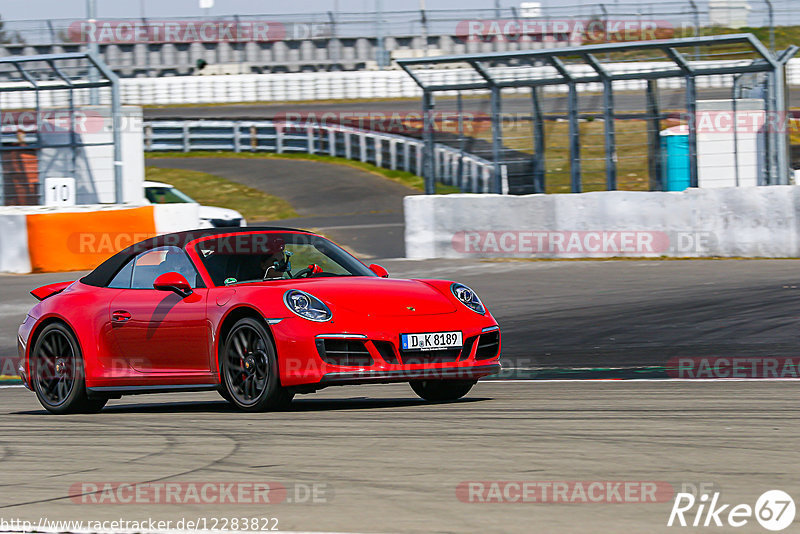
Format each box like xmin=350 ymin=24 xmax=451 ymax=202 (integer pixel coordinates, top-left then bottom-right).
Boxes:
xmin=26 ymin=206 xmax=156 ymax=272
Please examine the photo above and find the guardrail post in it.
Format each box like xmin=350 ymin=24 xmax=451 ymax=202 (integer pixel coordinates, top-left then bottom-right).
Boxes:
xmin=276 ymin=124 xmax=284 ymax=154
xmin=250 ymin=125 xmax=258 ymax=151
xmin=307 ymin=127 xmax=315 ymax=154
xmin=375 ymin=137 xmax=382 ymax=167
xmin=403 ymin=141 xmax=410 ymax=172
xmin=328 ymin=129 xmax=336 ymax=156
xmin=359 ymin=134 xmax=367 ymax=162
xmin=233 ymin=122 xmax=241 ymax=153
xmin=144 ymin=123 xmax=153 ymax=151
xmin=182 ymin=123 xmax=190 ymax=153
xmin=390 ymin=139 xmax=397 ymax=170
xmin=344 ymin=132 xmax=352 ymax=159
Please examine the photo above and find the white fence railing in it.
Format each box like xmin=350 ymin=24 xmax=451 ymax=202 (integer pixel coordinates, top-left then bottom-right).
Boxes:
xmin=144 ymin=120 xmax=497 ymax=193
xmin=3 ymin=59 xmax=799 ymax=109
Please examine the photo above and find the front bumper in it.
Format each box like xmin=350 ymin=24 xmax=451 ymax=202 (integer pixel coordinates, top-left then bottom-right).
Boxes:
xmin=320 ymin=363 xmax=502 ymax=386
xmin=271 ymin=313 xmax=502 ymax=388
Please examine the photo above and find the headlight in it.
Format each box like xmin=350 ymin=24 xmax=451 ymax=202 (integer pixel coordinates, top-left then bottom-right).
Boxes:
xmin=451 ymin=283 xmax=486 ymax=315
xmin=283 ymin=289 xmax=332 ymax=322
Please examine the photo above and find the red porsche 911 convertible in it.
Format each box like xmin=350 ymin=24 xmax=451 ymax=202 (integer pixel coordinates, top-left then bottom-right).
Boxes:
xmin=17 ymin=228 xmax=501 ymax=414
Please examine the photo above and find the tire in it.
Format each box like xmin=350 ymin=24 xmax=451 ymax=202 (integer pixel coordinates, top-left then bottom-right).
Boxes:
xmin=409 ymin=380 xmax=476 ymax=402
xmin=31 ymin=322 xmax=106 ymax=415
xmin=220 ymin=318 xmax=292 ymax=412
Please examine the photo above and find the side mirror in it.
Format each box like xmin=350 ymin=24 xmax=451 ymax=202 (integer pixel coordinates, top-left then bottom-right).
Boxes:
xmin=153 ymin=272 xmax=193 ymax=298
xmin=369 ymin=264 xmax=389 ymax=278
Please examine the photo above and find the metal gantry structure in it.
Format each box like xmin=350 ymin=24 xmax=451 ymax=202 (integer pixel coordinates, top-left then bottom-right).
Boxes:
xmin=398 ymin=34 xmax=798 ymax=195
xmin=0 ymin=52 xmax=123 ymax=205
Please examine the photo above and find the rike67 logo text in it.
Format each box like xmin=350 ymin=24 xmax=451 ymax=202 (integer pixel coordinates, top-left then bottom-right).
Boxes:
xmin=668 ymin=490 xmax=795 ymax=531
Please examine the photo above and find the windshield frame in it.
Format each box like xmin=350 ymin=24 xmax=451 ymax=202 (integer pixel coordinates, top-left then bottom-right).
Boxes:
xmin=186 ymin=230 xmax=376 ymax=287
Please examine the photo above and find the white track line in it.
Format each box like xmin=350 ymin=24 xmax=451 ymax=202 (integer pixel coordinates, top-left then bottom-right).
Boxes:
xmin=483 ymin=378 xmax=800 ymax=382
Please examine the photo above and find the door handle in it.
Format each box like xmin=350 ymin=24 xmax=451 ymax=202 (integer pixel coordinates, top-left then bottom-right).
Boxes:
xmin=111 ymin=310 xmax=131 ymax=323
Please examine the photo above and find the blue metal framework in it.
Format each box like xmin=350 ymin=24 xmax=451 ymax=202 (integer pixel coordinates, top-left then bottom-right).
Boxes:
xmin=398 ymin=34 xmax=798 ymax=194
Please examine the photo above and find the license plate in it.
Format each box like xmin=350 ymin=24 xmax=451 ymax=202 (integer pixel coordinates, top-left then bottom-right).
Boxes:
xmin=401 ymin=331 xmax=462 ymax=352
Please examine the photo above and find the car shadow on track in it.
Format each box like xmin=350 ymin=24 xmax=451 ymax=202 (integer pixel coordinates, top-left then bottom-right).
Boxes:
xmin=13 ymin=397 xmax=491 ymax=415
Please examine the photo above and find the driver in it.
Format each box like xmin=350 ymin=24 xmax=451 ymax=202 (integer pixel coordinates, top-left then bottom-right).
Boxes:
xmin=259 ymin=238 xmax=291 ymax=279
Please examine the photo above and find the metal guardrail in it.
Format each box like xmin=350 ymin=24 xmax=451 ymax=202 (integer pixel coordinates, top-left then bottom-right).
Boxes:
xmin=144 ymin=120 xmax=498 ymax=193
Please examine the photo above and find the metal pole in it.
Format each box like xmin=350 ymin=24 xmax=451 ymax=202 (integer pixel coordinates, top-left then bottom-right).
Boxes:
xmin=567 ymin=81 xmax=581 ymax=193
xmin=376 ymin=0 xmax=386 ymax=68
xmin=646 ymin=80 xmax=663 ymax=191
xmin=87 ymin=0 xmax=100 ymax=105
xmin=686 ymin=75 xmax=698 ymax=188
xmin=457 ymin=92 xmax=465 ymax=189
xmin=420 ymin=0 xmax=428 ymax=56
xmin=328 ymin=11 xmax=340 ymax=65
xmin=599 ymin=4 xmax=608 ymax=45
xmin=422 ymin=90 xmax=436 ymax=194
xmin=490 ymin=85 xmax=504 ymax=194
xmin=494 ymin=0 xmax=501 ymax=19
xmin=531 ymin=87 xmax=545 ymax=193
xmin=732 ymin=75 xmax=742 ymax=187
xmin=772 ymin=46 xmax=800 ymax=185
xmin=764 ymin=0 xmax=775 ymax=54
xmin=602 ymin=77 xmax=617 ymax=190
xmin=688 ymin=0 xmax=700 ymax=61
xmin=771 ymin=63 xmax=789 ymax=184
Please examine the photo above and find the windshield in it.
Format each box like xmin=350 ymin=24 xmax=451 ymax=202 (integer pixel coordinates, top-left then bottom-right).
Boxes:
xmin=145 ymin=186 xmax=196 ymax=204
xmin=194 ymin=232 xmax=376 ymax=286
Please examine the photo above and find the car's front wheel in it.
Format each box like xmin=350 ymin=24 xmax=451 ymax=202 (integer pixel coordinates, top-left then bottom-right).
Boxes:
xmin=220 ymin=318 xmax=293 ymax=411
xmin=32 ymin=322 xmax=107 ymax=414
xmin=409 ymin=380 xmax=476 ymax=402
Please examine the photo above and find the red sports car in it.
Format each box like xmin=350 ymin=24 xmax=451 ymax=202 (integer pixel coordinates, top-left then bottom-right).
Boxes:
xmin=17 ymin=228 xmax=501 ymax=414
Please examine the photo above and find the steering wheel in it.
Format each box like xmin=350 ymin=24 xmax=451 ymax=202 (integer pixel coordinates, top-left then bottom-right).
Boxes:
xmin=292 ymin=264 xmax=322 ymax=279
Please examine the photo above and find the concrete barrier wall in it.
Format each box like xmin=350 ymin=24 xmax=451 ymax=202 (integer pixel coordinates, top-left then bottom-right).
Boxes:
xmin=405 ymin=186 xmax=800 ymax=259
xmin=0 ymin=213 xmax=31 ymax=273
xmin=0 ymin=203 xmax=199 ymax=273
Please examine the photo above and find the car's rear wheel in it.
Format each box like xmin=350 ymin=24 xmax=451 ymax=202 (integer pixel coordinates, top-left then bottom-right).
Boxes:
xmin=409 ymin=380 xmax=476 ymax=402
xmin=221 ymin=318 xmax=293 ymax=411
xmin=32 ymin=323 xmax=107 ymax=414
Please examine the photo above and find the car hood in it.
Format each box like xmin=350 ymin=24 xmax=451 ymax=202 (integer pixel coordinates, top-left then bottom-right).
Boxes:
xmin=254 ymin=277 xmax=459 ymax=317
xmin=198 ymin=205 xmax=243 ymax=220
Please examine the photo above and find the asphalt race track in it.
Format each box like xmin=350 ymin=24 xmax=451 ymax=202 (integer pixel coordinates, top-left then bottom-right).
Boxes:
xmin=0 ymin=381 xmax=797 ymax=533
